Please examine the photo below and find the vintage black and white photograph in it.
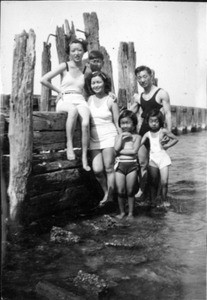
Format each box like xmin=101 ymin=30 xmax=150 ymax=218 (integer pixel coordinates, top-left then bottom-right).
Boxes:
xmin=1 ymin=1 xmax=206 ymax=299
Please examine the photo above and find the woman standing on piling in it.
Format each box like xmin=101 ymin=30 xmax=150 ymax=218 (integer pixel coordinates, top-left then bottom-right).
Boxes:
xmin=40 ymin=38 xmax=91 ymax=171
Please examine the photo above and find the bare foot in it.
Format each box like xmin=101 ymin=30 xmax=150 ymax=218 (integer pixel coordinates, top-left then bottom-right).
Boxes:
xmin=67 ymin=148 xmax=75 ymax=160
xmin=135 ymin=189 xmax=143 ymax=198
xmin=99 ymin=187 xmax=113 ymax=207
xmin=163 ymin=201 xmax=170 ymax=208
xmin=116 ymin=213 xmax=125 ymax=220
xmin=126 ymin=214 xmax=134 ymax=222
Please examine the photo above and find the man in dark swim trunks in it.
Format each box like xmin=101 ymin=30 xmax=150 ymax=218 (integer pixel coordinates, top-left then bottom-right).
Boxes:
xmin=130 ymin=65 xmax=172 ymax=198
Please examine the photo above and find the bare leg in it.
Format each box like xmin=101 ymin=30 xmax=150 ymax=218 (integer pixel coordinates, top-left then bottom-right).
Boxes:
xmin=115 ymin=171 xmax=126 ymax=219
xmin=135 ymin=144 xmax=149 ymax=198
xmin=160 ymin=166 xmax=170 ymax=207
xmin=102 ymin=147 xmax=116 ymax=203
xmin=91 ymin=150 xmax=108 ymax=203
xmin=126 ymin=170 xmax=137 ymax=220
xmin=77 ymin=105 xmax=91 ymax=171
xmin=65 ymin=107 xmax=78 ymax=160
xmin=148 ymin=164 xmax=160 ymax=205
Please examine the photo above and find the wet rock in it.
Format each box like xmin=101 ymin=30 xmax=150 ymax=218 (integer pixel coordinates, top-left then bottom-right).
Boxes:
xmin=73 ymin=270 xmax=108 ymax=297
xmin=104 ymin=235 xmax=145 ymax=249
xmin=36 ymin=280 xmax=84 ymax=300
xmin=105 ymin=254 xmax=147 ymax=265
xmin=82 ymin=214 xmax=128 ymax=234
xmin=50 ymin=226 xmax=80 ymax=244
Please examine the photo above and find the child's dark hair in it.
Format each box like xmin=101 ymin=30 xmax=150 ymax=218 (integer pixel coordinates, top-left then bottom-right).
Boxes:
xmin=67 ymin=38 xmax=88 ymax=54
xmin=118 ymin=109 xmax=138 ymax=128
xmin=89 ymin=50 xmax=104 ymax=60
xmin=85 ymin=71 xmax=111 ymax=94
xmin=146 ymin=109 xmax=164 ymax=128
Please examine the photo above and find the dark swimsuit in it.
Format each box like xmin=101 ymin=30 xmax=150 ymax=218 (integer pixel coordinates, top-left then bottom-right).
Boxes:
xmin=139 ymin=88 xmax=163 ymax=137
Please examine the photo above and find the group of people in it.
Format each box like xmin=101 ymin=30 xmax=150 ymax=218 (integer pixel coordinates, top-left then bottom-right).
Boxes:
xmin=40 ymin=38 xmax=178 ymax=221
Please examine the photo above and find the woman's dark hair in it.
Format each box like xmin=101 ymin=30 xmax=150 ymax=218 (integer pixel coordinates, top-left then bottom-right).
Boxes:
xmin=118 ymin=109 xmax=138 ymax=128
xmin=85 ymin=71 xmax=111 ymax=95
xmin=67 ymin=38 xmax=88 ymax=54
xmin=135 ymin=65 xmax=152 ymax=76
xmin=146 ymin=109 xmax=164 ymax=128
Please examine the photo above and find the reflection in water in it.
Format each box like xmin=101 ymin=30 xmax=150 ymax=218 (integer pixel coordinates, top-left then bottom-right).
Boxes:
xmin=2 ymin=132 xmax=206 ymax=300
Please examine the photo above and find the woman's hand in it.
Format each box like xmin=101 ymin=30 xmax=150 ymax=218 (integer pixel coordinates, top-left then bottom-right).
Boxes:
xmin=55 ymin=92 xmax=64 ymax=104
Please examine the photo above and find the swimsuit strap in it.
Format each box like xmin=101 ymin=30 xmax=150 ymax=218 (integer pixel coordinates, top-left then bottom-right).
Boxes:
xmin=65 ymin=62 xmax=86 ymax=74
xmin=65 ymin=62 xmax=69 ymax=71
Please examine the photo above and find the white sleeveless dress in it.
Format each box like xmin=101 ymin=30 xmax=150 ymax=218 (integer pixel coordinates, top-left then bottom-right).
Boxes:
xmin=88 ymin=95 xmax=118 ymax=150
xmin=148 ymin=129 xmax=171 ymax=169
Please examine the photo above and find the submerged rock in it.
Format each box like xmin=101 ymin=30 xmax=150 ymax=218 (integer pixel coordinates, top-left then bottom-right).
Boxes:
xmin=73 ymin=270 xmax=108 ymax=296
xmin=50 ymin=226 xmax=80 ymax=244
xmin=82 ymin=214 xmax=128 ymax=234
xmin=104 ymin=235 xmax=145 ymax=249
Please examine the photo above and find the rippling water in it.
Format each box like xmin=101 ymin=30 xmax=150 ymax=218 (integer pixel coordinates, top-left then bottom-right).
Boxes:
xmin=2 ymin=132 xmax=206 ymax=300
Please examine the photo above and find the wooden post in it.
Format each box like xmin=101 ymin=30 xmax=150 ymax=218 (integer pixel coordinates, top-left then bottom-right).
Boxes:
xmin=40 ymin=42 xmax=51 ymax=111
xmin=8 ymin=29 xmax=36 ymax=224
xmin=56 ymin=25 xmax=69 ymax=63
xmin=100 ymin=46 xmax=114 ymax=92
xmin=83 ymin=12 xmax=100 ymax=51
xmin=118 ymin=42 xmax=137 ymax=109
xmin=56 ymin=20 xmax=76 ymax=64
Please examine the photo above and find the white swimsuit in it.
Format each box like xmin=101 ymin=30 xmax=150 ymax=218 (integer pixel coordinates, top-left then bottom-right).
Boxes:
xmin=148 ymin=129 xmax=171 ymax=169
xmin=88 ymin=95 xmax=118 ymax=150
xmin=56 ymin=63 xmax=88 ymax=112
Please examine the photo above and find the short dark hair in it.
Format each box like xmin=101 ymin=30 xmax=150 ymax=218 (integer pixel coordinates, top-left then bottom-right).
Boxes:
xmin=68 ymin=38 xmax=88 ymax=54
xmin=135 ymin=65 xmax=152 ymax=76
xmin=88 ymin=50 xmax=104 ymax=60
xmin=146 ymin=109 xmax=164 ymax=128
xmin=118 ymin=109 xmax=138 ymax=128
xmin=85 ymin=71 xmax=111 ymax=95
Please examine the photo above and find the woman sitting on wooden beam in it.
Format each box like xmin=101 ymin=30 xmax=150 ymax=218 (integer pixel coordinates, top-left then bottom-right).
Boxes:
xmin=40 ymin=38 xmax=91 ymax=171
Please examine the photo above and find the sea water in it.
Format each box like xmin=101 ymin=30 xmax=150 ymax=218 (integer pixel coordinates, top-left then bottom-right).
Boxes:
xmin=2 ymin=131 xmax=206 ymax=300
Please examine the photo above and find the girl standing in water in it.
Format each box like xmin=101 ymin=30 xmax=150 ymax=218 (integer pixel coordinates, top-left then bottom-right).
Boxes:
xmin=40 ymin=39 xmax=91 ymax=171
xmin=87 ymin=71 xmax=121 ymax=207
xmin=114 ymin=110 xmax=141 ymax=220
xmin=141 ymin=109 xmax=178 ymax=207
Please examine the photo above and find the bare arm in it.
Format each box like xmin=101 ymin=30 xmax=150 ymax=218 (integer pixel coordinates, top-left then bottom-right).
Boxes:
xmin=140 ymin=133 xmax=149 ymax=148
xmin=162 ymin=129 xmax=178 ymax=150
xmin=118 ymin=134 xmax=141 ymax=156
xmin=111 ymin=99 xmax=122 ymax=134
xmin=129 ymin=93 xmax=140 ymax=114
xmin=40 ymin=62 xmax=66 ymax=94
xmin=114 ymin=134 xmax=124 ymax=153
xmin=160 ymin=90 xmax=172 ymax=131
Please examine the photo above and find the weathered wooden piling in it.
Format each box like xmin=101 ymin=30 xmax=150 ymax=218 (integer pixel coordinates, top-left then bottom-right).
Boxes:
xmin=8 ymin=29 xmax=36 ymax=224
xmin=83 ymin=12 xmax=114 ymax=91
xmin=117 ymin=42 xmax=137 ymax=109
xmin=40 ymin=42 xmax=51 ymax=111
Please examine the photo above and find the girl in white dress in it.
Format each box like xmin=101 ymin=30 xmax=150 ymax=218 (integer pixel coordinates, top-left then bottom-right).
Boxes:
xmin=87 ymin=71 xmax=121 ymax=206
xmin=40 ymin=39 xmax=90 ymax=171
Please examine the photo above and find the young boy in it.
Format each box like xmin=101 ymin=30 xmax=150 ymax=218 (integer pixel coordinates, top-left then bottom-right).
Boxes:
xmin=84 ymin=50 xmax=112 ymax=97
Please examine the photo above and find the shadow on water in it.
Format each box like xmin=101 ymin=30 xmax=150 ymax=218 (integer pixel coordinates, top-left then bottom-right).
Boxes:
xmin=2 ymin=132 xmax=206 ymax=300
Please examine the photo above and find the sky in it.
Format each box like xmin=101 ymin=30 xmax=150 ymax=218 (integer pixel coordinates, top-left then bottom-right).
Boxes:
xmin=1 ymin=1 xmax=207 ymax=108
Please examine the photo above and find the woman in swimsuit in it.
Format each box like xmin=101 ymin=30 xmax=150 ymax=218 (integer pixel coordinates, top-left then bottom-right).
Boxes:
xmin=40 ymin=38 xmax=90 ymax=171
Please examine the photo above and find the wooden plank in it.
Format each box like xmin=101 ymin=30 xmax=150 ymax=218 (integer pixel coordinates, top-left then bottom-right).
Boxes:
xmin=33 ymin=130 xmax=81 ymax=151
xmin=83 ymin=12 xmax=100 ymax=51
xmin=28 ymin=168 xmax=84 ymax=196
xmin=33 ymin=111 xmax=67 ymax=131
xmin=32 ymin=158 xmax=82 ymax=175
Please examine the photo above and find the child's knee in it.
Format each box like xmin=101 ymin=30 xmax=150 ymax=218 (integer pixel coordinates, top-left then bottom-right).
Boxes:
xmin=105 ymin=165 xmax=114 ymax=174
